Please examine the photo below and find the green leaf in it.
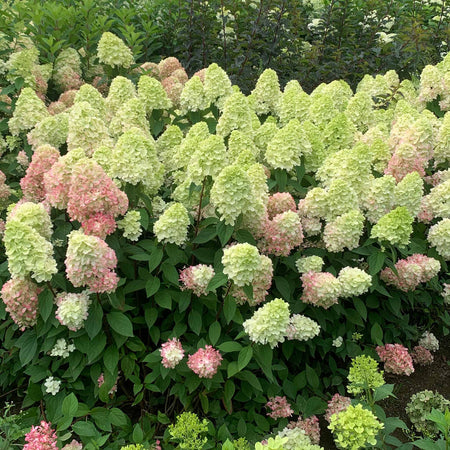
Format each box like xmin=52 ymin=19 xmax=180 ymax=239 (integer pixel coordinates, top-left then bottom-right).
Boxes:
xmin=371 ymin=322 xmax=383 ymax=345
xmin=103 ymin=346 xmax=119 ymax=375
xmin=209 ymin=321 xmax=221 ymax=345
xmin=155 ymin=291 xmax=172 ymax=310
xmin=243 ymin=284 xmax=253 ymax=300
xmin=207 ymin=272 xmax=228 ymax=292
xmin=274 ymin=276 xmax=291 ymax=300
xmin=148 ymin=248 xmax=164 ymax=273
xmin=161 ymin=261 xmax=179 ymax=286
xmin=353 ymin=298 xmax=367 ymax=321
xmin=234 ymin=229 xmax=257 ymax=245
xmin=110 ymin=408 xmax=128 ymax=427
xmin=39 ymin=289 xmax=54 ymax=322
xmin=85 ymin=301 xmax=103 ymax=339
xmin=132 ymin=424 xmax=144 ymax=444
xmin=72 ymin=421 xmax=97 ymax=437
xmin=368 ymin=251 xmax=386 ymax=275
xmin=373 ymin=384 xmax=395 ymax=402
xmin=144 ymin=307 xmax=158 ymax=329
xmin=254 ymin=345 xmax=274 ymax=382
xmin=62 ymin=393 xmax=78 ymax=417
xmin=17 ymin=331 xmax=38 ymax=366
xmin=413 ymin=439 xmax=444 ymax=450
xmin=193 ymin=226 xmax=217 ymax=244
xmin=224 ymin=380 xmax=235 ymax=405
xmin=217 ymin=221 xmax=234 ymax=246
xmin=223 ymin=295 xmax=236 ymax=324
xmin=237 ymin=346 xmax=253 ymax=371
xmin=305 ymin=364 xmax=320 ymax=389
xmin=218 ymin=341 xmax=242 ymax=352
xmin=107 ymin=312 xmax=133 ymax=337
xmin=145 ymin=276 xmax=160 ymax=297
xmin=238 ymin=371 xmax=263 ymax=391
xmin=303 ymin=396 xmax=327 ymax=416
xmin=188 ymin=310 xmax=202 ymax=335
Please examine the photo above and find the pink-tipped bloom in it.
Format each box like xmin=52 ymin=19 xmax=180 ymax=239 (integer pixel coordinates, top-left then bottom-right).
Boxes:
xmin=17 ymin=151 xmax=30 ymax=168
xmin=301 ymin=271 xmax=341 ymax=309
xmin=1 ymin=278 xmax=42 ymax=330
xmin=160 ymin=338 xmax=185 ymax=369
xmin=62 ymin=441 xmax=83 ymax=450
xmin=81 ymin=213 xmax=117 ymax=240
xmin=380 ymin=254 xmax=440 ymax=292
xmin=325 ymin=394 xmax=351 ymax=423
xmin=187 ymin=345 xmax=222 ymax=378
xmin=24 ymin=421 xmax=58 ymax=450
xmin=267 ymin=192 xmax=297 ymax=220
xmin=0 ymin=170 xmax=10 ymax=201
xmin=287 ymin=415 xmax=320 ymax=445
xmin=411 ymin=345 xmax=434 ymax=366
xmin=179 ymin=264 xmax=215 ymax=297
xmin=376 ymin=343 xmax=414 ymax=376
xmin=20 ymin=145 xmax=60 ymax=202
xmin=266 ymin=396 xmax=294 ymax=419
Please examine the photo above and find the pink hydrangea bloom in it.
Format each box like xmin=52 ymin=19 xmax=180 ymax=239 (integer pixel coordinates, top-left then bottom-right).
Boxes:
xmin=81 ymin=213 xmax=117 ymax=240
xmin=385 ymin=152 xmax=427 ymax=182
xmin=380 ymin=254 xmax=440 ymax=292
xmin=301 ymin=271 xmax=341 ymax=309
xmin=61 ymin=440 xmax=83 ymax=450
xmin=16 ymin=150 xmax=30 ymax=168
xmin=287 ymin=415 xmax=320 ymax=445
xmin=0 ymin=170 xmax=11 ymax=201
xmin=187 ymin=345 xmax=222 ymax=378
xmin=259 ymin=210 xmax=303 ymax=256
xmin=376 ymin=343 xmax=414 ymax=376
xmin=160 ymin=338 xmax=185 ymax=369
xmin=20 ymin=145 xmax=60 ymax=202
xmin=411 ymin=345 xmax=434 ymax=366
xmin=1 ymin=277 xmax=42 ymax=330
xmin=24 ymin=421 xmax=58 ymax=450
xmin=267 ymin=192 xmax=297 ymax=220
xmin=179 ymin=264 xmax=215 ymax=297
xmin=65 ymin=230 xmax=119 ymax=293
xmin=325 ymin=394 xmax=351 ymax=423
xmin=266 ymin=396 xmax=294 ymax=419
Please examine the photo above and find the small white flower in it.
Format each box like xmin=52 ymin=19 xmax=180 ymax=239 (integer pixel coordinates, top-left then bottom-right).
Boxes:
xmin=50 ymin=339 xmax=75 ymax=358
xmin=44 ymin=376 xmax=61 ymax=396
xmin=333 ymin=336 xmax=344 ymax=347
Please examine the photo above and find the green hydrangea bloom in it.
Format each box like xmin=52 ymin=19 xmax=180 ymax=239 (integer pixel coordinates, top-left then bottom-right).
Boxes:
xmin=394 ymin=171 xmax=424 ymax=217
xmin=323 ymin=112 xmax=357 ymax=154
xmin=120 ymin=445 xmax=145 ymax=450
xmin=67 ymin=101 xmax=109 ymax=155
xmin=222 ymin=243 xmax=261 ymax=286
xmin=276 ymin=80 xmax=310 ymax=126
xmin=345 ymin=91 xmax=374 ymax=132
xmin=117 ymin=210 xmax=142 ymax=241
xmin=203 ymin=63 xmax=233 ymax=108
xmin=210 ymin=165 xmax=255 ymax=225
xmin=180 ymin=75 xmax=209 ymax=113
xmin=255 ymin=436 xmax=288 ymax=450
xmin=265 ymin=119 xmax=309 ymax=170
xmin=138 ymin=75 xmax=172 ymax=113
xmin=97 ymin=32 xmax=133 ymax=68
xmin=6 ymin=46 xmax=40 ymax=88
xmin=7 ymin=202 xmax=53 ymax=240
xmin=52 ymin=48 xmax=82 ymax=91
xmin=296 ymin=256 xmax=324 ymax=274
xmin=278 ymin=427 xmax=323 ymax=450
xmin=362 ymin=175 xmax=396 ymax=223
xmin=74 ymin=83 xmax=107 ymax=117
xmin=371 ymin=206 xmax=413 ymax=247
xmin=175 ymin=122 xmax=210 ymax=170
xmin=435 ymin=111 xmax=450 ymax=165
xmin=301 ymin=120 xmax=327 ymax=172
xmin=428 ymin=218 xmax=450 ymax=260
xmin=360 ymin=125 xmax=391 ymax=173
xmin=27 ymin=113 xmax=69 ymax=149
xmin=308 ymin=92 xmax=339 ymax=128
xmin=244 ymin=297 xmax=290 ymax=347
xmin=156 ymin=125 xmax=184 ymax=173
xmin=338 ymin=267 xmax=372 ymax=298
xmin=168 ymin=411 xmax=208 ymax=450
xmin=253 ymin=121 xmax=278 ymax=153
xmin=9 ymin=87 xmax=49 ymax=136
xmin=329 ymin=404 xmax=383 ymax=449
xmin=110 ymin=98 xmax=148 ymax=137
xmin=153 ymin=202 xmax=190 ymax=246
xmin=251 ymin=68 xmax=282 ymax=115
xmin=106 ymin=76 xmax=137 ymax=117
xmin=324 ymin=179 xmax=359 ymax=221
xmin=323 ymin=210 xmax=365 ymax=253
xmin=347 ymin=355 xmax=385 ymax=395
xmin=228 ymin=130 xmax=259 ymax=162
xmin=421 ymin=179 xmax=450 ymax=221
xmin=217 ymin=92 xmax=253 ymax=137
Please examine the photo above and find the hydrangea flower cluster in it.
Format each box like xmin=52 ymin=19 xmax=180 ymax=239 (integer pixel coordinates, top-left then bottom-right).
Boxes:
xmin=285 ymin=314 xmax=320 ymax=341
xmin=376 ymin=343 xmax=414 ymax=376
xmin=411 ymin=345 xmax=434 ymax=366
xmin=380 ymin=254 xmax=441 ymax=291
xmin=300 ymin=271 xmax=341 ymax=309
xmin=168 ymin=412 xmax=208 ymax=450
xmin=443 ymin=283 xmax=450 ymax=305
xmin=323 ymin=210 xmax=365 ymax=253
xmin=55 ymin=291 xmax=91 ymax=331
xmin=97 ymin=32 xmax=133 ymax=68
xmin=277 ymin=427 xmax=322 ymax=450
xmin=419 ymin=179 xmax=450 ymax=223
xmin=338 ymin=267 xmax=372 ymax=298
xmin=187 ymin=345 xmax=222 ymax=378
xmin=266 ymin=192 xmax=296 ymax=220
xmin=50 ymin=338 xmax=75 ymax=358
xmin=153 ymin=202 xmax=190 ymax=246
xmin=27 ymin=114 xmax=69 ymax=150
xmin=1 ymin=277 xmax=42 ymax=330
xmin=243 ymin=298 xmax=290 ymax=348
xmin=24 ymin=421 xmax=58 ymax=450
xmin=328 ymin=404 xmax=383 ymax=449
xmin=44 ymin=376 xmax=61 ymax=395
xmin=117 ymin=210 xmax=142 ymax=241
xmin=222 ymin=243 xmax=262 ymax=287
xmin=266 ymin=396 xmax=294 ymax=419
xmin=296 ymin=256 xmax=324 ymax=274
xmin=65 ymin=230 xmax=118 ymax=293
xmin=418 ymin=331 xmax=439 ymax=352
xmin=347 ymin=355 xmax=385 ymax=395
xmin=52 ymin=48 xmax=82 ymax=92
xmin=325 ymin=394 xmax=352 ymax=423
xmin=179 ymin=264 xmax=215 ymax=297
xmin=370 ymin=206 xmax=413 ymax=247
xmin=428 ymin=219 xmax=450 ymax=260
xmin=160 ymin=338 xmax=185 ymax=369
xmin=287 ymin=415 xmax=321 ymax=445
xmin=259 ymin=210 xmax=303 ymax=256
xmin=62 ymin=440 xmax=83 ymax=450
xmin=362 ymin=175 xmax=396 ymax=223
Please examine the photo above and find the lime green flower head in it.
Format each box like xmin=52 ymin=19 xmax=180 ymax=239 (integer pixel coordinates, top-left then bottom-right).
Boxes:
xmin=276 ymin=79 xmax=310 ymax=126
xmin=370 ymin=206 xmax=413 ymax=247
xmin=428 ymin=218 xmax=450 ymax=260
xmin=265 ymin=119 xmax=309 ymax=171
xmin=203 ymin=62 xmax=233 ymax=108
xmin=153 ymin=202 xmax=190 ymax=246
xmin=74 ymin=83 xmax=107 ymax=117
xmin=52 ymin=48 xmax=82 ymax=91
xmin=434 ymin=111 xmax=450 ymax=165
xmin=120 ymin=445 xmax=145 ymax=450
xmin=255 ymin=436 xmax=288 ymax=450
xmin=6 ymin=46 xmax=40 ymax=88
xmin=9 ymin=87 xmax=49 ymax=136
xmin=222 ymin=243 xmax=261 ymax=286
xmin=253 ymin=121 xmax=278 ymax=153
xmin=175 ymin=122 xmax=210 ymax=170
xmin=168 ymin=411 xmax=208 ymax=450
xmin=301 ymin=120 xmax=327 ymax=172
xmin=251 ymin=68 xmax=282 ymax=115
xmin=347 ymin=355 xmax=384 ymax=395
xmin=110 ymin=98 xmax=148 ymax=137
xmin=228 ymin=130 xmax=259 ymax=162
xmin=296 ymin=256 xmax=324 ymax=274
xmin=324 ymin=179 xmax=359 ymax=221
xmin=7 ymin=202 xmax=53 ymax=240
xmin=362 ymin=175 xmax=396 ymax=224
xmin=323 ymin=112 xmax=357 ymax=154
xmin=97 ymin=32 xmax=134 ymax=68
xmin=106 ymin=76 xmax=137 ymax=117
xmin=138 ymin=75 xmax=172 ymax=113
xmin=180 ymin=75 xmax=209 ymax=113
xmin=216 ymin=92 xmax=253 ymax=137
xmin=394 ymin=171 xmax=423 ymax=217
xmin=338 ymin=267 xmax=372 ymax=298
xmin=27 ymin=113 xmax=69 ymax=150
xmin=329 ymin=404 xmax=383 ymax=449
xmin=156 ymin=125 xmax=184 ymax=173
xmin=345 ymin=91 xmax=374 ymax=132
xmin=210 ymin=165 xmax=255 ymax=225
xmin=323 ymin=210 xmax=365 ymax=253
xmin=117 ymin=210 xmax=142 ymax=241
